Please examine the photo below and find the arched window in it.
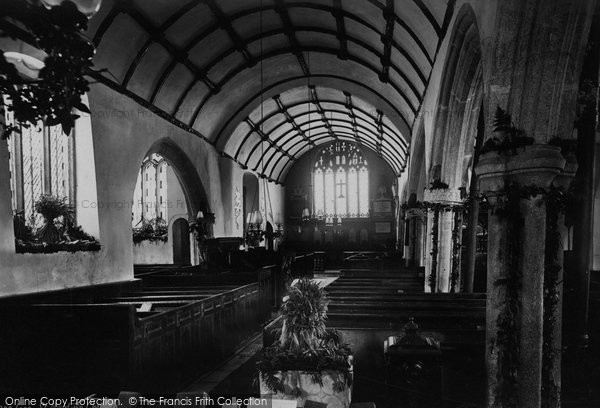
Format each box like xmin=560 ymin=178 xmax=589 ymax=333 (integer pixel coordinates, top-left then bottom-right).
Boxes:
xmin=5 ymin=110 xmax=74 ymax=230
xmin=313 ymin=142 xmax=369 ymax=218
xmin=132 ymin=153 xmax=171 ymax=227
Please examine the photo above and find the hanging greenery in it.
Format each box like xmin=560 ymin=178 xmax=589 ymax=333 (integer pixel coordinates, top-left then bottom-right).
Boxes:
xmin=429 ymin=179 xmax=449 ymax=191
xmin=1 ymin=0 xmax=95 ymax=138
xmin=541 ymin=186 xmax=570 ymax=408
xmin=449 ymin=208 xmax=462 ymax=293
xmin=488 ymin=184 xmax=523 ymax=408
xmin=256 ymin=278 xmax=352 ymax=395
xmin=486 ymin=182 xmax=568 ymax=407
xmin=480 ymin=106 xmax=534 ymax=155
xmin=428 ymin=206 xmax=440 ymax=292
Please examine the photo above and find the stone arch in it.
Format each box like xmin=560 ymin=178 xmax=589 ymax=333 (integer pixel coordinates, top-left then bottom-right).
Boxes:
xmin=143 ymin=138 xmax=210 ymax=220
xmin=430 ymin=4 xmax=485 ymax=190
xmin=406 ymin=123 xmax=428 ymax=201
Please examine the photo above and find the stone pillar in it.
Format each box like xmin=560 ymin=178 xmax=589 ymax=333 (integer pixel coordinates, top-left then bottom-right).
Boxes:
xmin=404 ymin=208 xmax=426 ymax=269
xmin=424 ymin=208 xmax=434 ymax=293
xmin=476 ymin=145 xmax=571 ymax=408
xmin=436 ymin=208 xmax=453 ymax=292
xmin=404 ymin=216 xmax=415 ymax=267
xmin=463 ymin=196 xmax=479 ymax=293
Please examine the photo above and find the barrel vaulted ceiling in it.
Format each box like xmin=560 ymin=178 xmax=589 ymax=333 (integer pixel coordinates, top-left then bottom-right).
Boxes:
xmin=87 ymin=0 xmax=456 ymax=183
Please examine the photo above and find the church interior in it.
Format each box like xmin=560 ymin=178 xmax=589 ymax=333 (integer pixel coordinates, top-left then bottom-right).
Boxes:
xmin=1 ymin=0 xmax=600 ymax=407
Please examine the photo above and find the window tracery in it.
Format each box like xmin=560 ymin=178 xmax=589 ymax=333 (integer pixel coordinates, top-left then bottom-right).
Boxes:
xmin=313 ymin=142 xmax=369 ymax=218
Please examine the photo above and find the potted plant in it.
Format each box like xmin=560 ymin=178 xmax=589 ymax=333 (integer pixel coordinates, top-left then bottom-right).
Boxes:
xmin=257 ymin=278 xmax=353 ymax=407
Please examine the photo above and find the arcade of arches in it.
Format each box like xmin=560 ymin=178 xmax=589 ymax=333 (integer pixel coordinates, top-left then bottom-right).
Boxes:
xmin=1 ymin=1 xmax=600 ymax=407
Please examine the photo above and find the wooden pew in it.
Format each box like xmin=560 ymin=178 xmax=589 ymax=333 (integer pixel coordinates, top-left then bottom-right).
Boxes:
xmin=0 ymin=268 xmax=275 ymax=395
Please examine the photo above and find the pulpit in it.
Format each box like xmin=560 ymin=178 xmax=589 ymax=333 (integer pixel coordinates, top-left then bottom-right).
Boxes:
xmin=384 ymin=318 xmax=442 ymax=407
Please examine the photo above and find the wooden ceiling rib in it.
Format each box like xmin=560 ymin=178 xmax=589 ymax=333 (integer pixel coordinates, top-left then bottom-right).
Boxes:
xmin=229 ymin=86 xmax=408 ymax=181
xmin=88 ymin=0 xmax=456 ymax=183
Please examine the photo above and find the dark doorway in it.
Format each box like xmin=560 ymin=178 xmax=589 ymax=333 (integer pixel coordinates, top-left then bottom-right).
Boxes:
xmin=266 ymin=222 xmax=274 ymax=251
xmin=172 ymin=218 xmax=190 ymax=265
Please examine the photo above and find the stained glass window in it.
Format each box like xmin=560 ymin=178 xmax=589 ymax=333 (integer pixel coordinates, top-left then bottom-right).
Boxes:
xmin=5 ymin=113 xmax=74 ymax=230
xmin=313 ymin=142 xmax=369 ymax=218
xmin=132 ymin=154 xmax=172 ymax=227
xmin=313 ymin=168 xmax=324 ymax=217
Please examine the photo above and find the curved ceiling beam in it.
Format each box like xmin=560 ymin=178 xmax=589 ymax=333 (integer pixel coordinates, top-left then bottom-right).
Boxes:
xmin=275 ymin=122 xmax=406 ymax=166
xmin=244 ymin=117 xmax=407 ymax=172
xmin=277 ymin=115 xmax=406 ymax=153
xmin=214 ymin=75 xmax=411 ymax=148
xmin=231 ymin=100 xmax=407 ymax=161
xmin=243 ymin=110 xmax=408 ymax=161
xmin=150 ymin=25 xmax=426 ymax=108
xmin=101 ymin=1 xmax=433 ymax=118
xmin=188 ymin=46 xmax=418 ymax=130
xmin=269 ymin=107 xmax=407 ymax=148
xmin=244 ymin=116 xmax=406 ymax=166
xmin=165 ymin=2 xmax=433 ymax=68
xmin=264 ymin=129 xmax=404 ymax=176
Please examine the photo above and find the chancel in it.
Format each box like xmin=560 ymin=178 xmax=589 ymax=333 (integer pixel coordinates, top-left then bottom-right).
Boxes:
xmin=1 ymin=0 xmax=600 ymax=407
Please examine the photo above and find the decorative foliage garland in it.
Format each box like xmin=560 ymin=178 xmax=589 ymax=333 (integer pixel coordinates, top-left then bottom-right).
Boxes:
xmin=489 ymin=184 xmax=523 ymax=408
xmin=487 ymin=182 xmax=569 ymax=407
xmin=449 ymin=208 xmax=463 ymax=293
xmin=132 ymin=218 xmax=168 ymax=244
xmin=428 ymin=206 xmax=440 ymax=292
xmin=541 ymin=187 xmax=569 ymax=408
xmin=1 ymin=1 xmax=95 ymax=137
xmin=429 ymin=179 xmax=449 ymax=190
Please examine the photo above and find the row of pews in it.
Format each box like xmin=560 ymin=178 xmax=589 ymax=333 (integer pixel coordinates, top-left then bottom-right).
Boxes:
xmin=325 ymin=269 xmax=486 ymax=346
xmin=0 ymin=265 xmax=276 ymax=395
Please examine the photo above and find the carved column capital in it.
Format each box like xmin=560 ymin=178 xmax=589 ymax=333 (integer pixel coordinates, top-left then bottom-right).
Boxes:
xmin=475 ymin=144 xmax=570 ymax=194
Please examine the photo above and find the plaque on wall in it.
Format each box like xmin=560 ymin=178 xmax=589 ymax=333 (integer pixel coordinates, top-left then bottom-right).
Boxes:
xmin=373 ymin=199 xmax=393 ymax=214
xmin=375 ymin=222 xmax=391 ymax=234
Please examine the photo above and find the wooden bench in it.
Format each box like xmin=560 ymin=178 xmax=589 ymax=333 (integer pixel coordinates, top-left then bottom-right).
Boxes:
xmin=0 ymin=271 xmax=274 ymax=395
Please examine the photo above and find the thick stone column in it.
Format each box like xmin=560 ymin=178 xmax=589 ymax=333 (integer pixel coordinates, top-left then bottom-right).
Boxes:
xmin=463 ymin=195 xmax=479 ymax=293
xmin=476 ymin=145 xmax=570 ymax=408
xmin=405 ymin=208 xmax=425 ymax=269
xmin=424 ymin=208 xmax=434 ymax=292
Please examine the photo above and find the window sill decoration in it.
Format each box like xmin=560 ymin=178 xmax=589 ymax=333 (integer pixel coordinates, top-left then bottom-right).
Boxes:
xmin=1 ymin=0 xmax=98 ymax=138
xmin=14 ymin=194 xmax=100 ymax=254
xmin=132 ymin=218 xmax=168 ymax=245
xmin=16 ymin=239 xmax=100 ymax=254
